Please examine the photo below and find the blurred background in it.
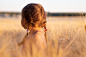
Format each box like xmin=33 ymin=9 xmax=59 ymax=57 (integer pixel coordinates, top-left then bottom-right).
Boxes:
xmin=0 ymin=0 xmax=86 ymax=57
xmin=0 ymin=0 xmax=86 ymax=18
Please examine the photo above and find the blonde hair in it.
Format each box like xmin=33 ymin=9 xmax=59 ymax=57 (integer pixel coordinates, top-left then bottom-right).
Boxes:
xmin=18 ymin=3 xmax=47 ymax=46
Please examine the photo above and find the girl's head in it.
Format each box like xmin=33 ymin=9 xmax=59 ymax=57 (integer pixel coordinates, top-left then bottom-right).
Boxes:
xmin=21 ymin=3 xmax=46 ymax=30
xmin=18 ymin=3 xmax=47 ymax=46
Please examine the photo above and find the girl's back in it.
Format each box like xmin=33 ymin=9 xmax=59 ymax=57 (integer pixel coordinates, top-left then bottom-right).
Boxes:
xmin=21 ymin=29 xmax=46 ymax=57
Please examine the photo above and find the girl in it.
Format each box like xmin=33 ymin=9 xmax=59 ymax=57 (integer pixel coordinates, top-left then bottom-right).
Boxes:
xmin=18 ymin=3 xmax=47 ymax=57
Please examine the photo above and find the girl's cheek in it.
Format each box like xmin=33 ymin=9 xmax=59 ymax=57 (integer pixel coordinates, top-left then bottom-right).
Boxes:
xmin=21 ymin=19 xmax=25 ymax=28
xmin=21 ymin=19 xmax=23 ymax=26
xmin=21 ymin=19 xmax=27 ymax=29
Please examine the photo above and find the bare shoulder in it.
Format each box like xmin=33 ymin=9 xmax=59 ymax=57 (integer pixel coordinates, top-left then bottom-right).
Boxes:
xmin=23 ymin=37 xmax=31 ymax=46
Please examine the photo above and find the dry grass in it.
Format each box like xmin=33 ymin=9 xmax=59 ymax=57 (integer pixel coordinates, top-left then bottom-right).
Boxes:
xmin=85 ymin=25 xmax=86 ymax=31
xmin=0 ymin=17 xmax=86 ymax=57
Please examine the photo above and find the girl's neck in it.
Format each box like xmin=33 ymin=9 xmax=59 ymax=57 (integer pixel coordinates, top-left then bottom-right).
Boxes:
xmin=28 ymin=27 xmax=43 ymax=36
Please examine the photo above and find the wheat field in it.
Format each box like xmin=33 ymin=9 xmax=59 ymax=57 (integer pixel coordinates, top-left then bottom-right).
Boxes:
xmin=0 ymin=16 xmax=86 ymax=57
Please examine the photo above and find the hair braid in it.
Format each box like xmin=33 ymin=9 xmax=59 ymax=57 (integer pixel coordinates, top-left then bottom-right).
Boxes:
xmin=18 ymin=32 xmax=28 ymax=46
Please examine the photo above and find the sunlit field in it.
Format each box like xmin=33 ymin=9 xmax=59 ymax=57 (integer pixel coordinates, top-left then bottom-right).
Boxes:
xmin=0 ymin=16 xmax=86 ymax=57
